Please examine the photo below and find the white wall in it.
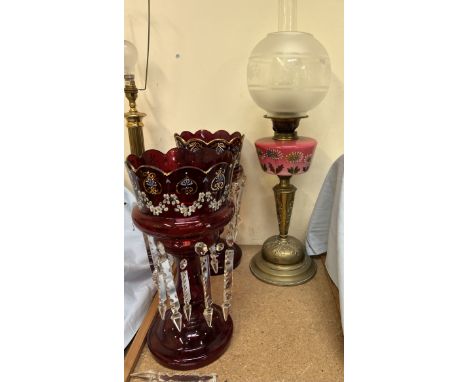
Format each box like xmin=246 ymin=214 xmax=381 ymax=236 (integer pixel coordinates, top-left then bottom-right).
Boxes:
xmin=124 ymin=0 xmax=343 ymax=245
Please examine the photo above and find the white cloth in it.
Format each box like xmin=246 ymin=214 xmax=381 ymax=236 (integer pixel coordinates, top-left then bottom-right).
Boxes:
xmin=124 ymin=187 xmax=156 ymax=348
xmin=305 ymin=155 xmax=344 ymax=327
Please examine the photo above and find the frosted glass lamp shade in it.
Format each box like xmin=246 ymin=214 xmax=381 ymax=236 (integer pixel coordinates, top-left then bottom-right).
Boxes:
xmin=124 ymin=40 xmax=138 ymax=76
xmin=247 ymin=32 xmax=331 ymax=117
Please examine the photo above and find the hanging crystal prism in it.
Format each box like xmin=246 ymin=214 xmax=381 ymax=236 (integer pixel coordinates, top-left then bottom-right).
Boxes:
xmin=209 ymin=242 xmax=224 ymax=274
xmin=147 ymin=235 xmax=158 ymax=287
xmin=195 ymin=242 xmax=213 ymax=327
xmin=231 ymin=170 xmax=246 ymax=230
xmin=222 ymin=249 xmax=234 ymax=321
xmin=156 ymin=241 xmax=183 ymax=332
xmin=147 ymin=236 xmax=167 ymax=319
xmin=180 ymin=258 xmax=192 ymax=322
xmin=156 ymin=264 xmax=168 ymax=319
xmin=143 ymin=233 xmax=156 ymax=273
xmin=222 ymin=223 xmax=237 ymax=321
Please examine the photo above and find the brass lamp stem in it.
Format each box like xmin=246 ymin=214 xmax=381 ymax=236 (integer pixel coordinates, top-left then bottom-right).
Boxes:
xmin=124 ymin=74 xmax=146 ymax=156
xmin=125 ymin=73 xmax=154 ymax=277
xmin=273 ymin=176 xmax=296 ymax=238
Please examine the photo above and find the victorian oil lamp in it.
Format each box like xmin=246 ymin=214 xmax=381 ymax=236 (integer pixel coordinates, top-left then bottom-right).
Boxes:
xmin=174 ymin=130 xmax=245 ymax=275
xmin=247 ymin=0 xmax=332 ymax=286
xmin=126 ymin=148 xmax=237 ymax=369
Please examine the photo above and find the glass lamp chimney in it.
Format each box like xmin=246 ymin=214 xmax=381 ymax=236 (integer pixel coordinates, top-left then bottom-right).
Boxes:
xmin=278 ymin=0 xmax=297 ymax=31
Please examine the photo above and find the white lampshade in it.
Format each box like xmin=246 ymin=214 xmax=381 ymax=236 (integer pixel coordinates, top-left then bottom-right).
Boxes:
xmin=124 ymin=40 xmax=138 ymax=76
xmin=247 ymin=31 xmax=331 ymax=117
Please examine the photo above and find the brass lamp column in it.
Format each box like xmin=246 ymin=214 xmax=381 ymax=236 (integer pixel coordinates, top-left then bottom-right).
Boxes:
xmin=124 ymin=73 xmax=146 ymax=157
xmin=250 ymin=117 xmax=317 ymax=286
xmin=124 ymin=40 xmax=153 ymax=274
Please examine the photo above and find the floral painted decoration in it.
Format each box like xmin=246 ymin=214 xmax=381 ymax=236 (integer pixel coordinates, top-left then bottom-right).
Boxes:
xmin=174 ymin=130 xmax=245 ymax=181
xmin=255 ymin=136 xmax=318 ymax=176
xmin=126 ymin=147 xmax=235 ymax=218
xmin=174 ymin=130 xmax=244 ymax=157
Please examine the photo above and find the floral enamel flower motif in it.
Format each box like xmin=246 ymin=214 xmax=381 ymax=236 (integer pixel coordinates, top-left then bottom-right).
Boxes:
xmin=286 ymin=151 xmax=304 ymax=163
xmin=265 ymin=148 xmax=283 ymax=160
xmin=136 ymin=187 xmax=231 ymax=217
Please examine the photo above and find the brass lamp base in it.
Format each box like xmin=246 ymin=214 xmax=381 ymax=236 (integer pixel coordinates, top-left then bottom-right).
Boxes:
xmin=250 ymin=235 xmax=317 ymax=286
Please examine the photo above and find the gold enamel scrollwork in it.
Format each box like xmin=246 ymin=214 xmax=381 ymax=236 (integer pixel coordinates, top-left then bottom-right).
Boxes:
xmin=143 ymin=172 xmax=162 ymax=195
xmin=176 ymin=174 xmax=198 ymax=195
xmin=211 ymin=168 xmax=226 ymax=191
xmin=213 ymin=142 xmax=226 ymax=154
xmin=187 ymin=141 xmax=203 ymax=152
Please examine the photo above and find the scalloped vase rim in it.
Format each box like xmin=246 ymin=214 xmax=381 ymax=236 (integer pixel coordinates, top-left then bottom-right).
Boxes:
xmin=126 ymin=147 xmax=234 ymax=175
xmin=126 ymin=162 xmax=233 ymax=177
xmin=175 ymin=130 xmax=244 ymax=144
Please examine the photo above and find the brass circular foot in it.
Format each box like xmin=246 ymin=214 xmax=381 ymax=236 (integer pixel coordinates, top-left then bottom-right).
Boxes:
xmin=249 ymin=235 xmax=317 ymax=286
